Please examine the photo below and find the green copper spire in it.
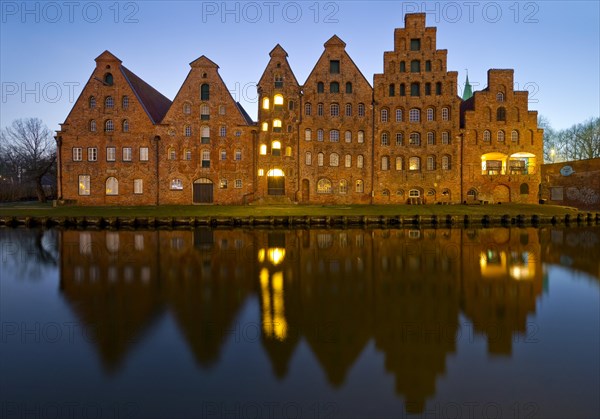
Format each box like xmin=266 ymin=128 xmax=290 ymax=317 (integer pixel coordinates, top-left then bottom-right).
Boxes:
xmin=462 ymin=71 xmax=473 ymax=100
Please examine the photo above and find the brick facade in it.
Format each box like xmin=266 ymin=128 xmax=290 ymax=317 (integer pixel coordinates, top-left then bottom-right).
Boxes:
xmin=56 ymin=14 xmax=543 ymax=206
xmin=540 ymin=158 xmax=600 ymax=210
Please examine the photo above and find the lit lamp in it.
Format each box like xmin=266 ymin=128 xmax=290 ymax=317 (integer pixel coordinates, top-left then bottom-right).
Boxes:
xmin=550 ymin=148 xmax=555 ymax=163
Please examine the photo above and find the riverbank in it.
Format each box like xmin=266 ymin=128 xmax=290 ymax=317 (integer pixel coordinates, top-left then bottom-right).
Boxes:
xmin=0 ymin=202 xmax=598 ymax=228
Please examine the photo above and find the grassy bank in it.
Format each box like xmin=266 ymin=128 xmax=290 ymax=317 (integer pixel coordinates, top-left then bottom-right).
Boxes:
xmin=0 ymin=202 xmax=587 ymax=218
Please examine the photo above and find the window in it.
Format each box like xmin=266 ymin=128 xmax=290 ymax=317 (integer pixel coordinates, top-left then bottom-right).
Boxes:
xmin=330 ymin=103 xmax=339 ymax=116
xmin=389 ymin=84 xmax=395 ymax=96
xmin=274 ymin=94 xmax=284 ymax=106
xmin=483 ymin=130 xmax=491 ymax=142
xmin=357 ymin=131 xmax=364 ymax=143
xmin=317 ymin=178 xmax=332 ymax=193
xmin=330 ymin=130 xmax=339 ymax=142
xmin=511 ymin=130 xmax=519 ymax=143
xmin=201 ymin=84 xmax=210 ymax=100
xmin=442 ymin=107 xmax=449 ymax=121
xmin=356 ymin=179 xmax=364 ymax=193
xmin=436 ymin=82 xmax=442 ymax=95
xmin=409 ymin=108 xmax=420 ymax=122
xmin=345 ymin=103 xmax=352 ymax=116
xmin=219 ymin=105 xmax=226 ymax=115
xmin=271 ymin=141 xmax=281 ymax=156
xmin=442 ymin=155 xmax=451 ymax=170
xmin=381 ymin=156 xmax=389 ymax=170
xmin=425 ymin=83 xmax=431 ymax=96
xmin=184 ymin=125 xmax=192 ymax=137
xmin=497 ymin=107 xmax=506 ymax=121
xmin=409 ymin=132 xmax=420 ymax=146
xmin=497 ymin=130 xmax=505 ymax=142
xmin=168 ymin=147 xmax=176 ymax=160
xmin=201 ymin=126 xmax=210 ymax=143
xmin=410 ymin=38 xmax=421 ymax=51
xmin=73 ymin=147 xmax=82 ymax=161
xmin=88 ymin=147 xmax=97 ymax=161
xmin=140 ymin=147 xmax=149 ymax=161
xmin=305 ymin=129 xmax=312 ymax=141
xmin=427 ymin=132 xmax=435 ymax=145
xmin=272 ymin=119 xmax=282 ymax=132
xmin=89 ymin=96 xmax=96 ymax=109
xmin=357 ymin=155 xmax=364 ymax=168
xmin=285 ymin=146 xmax=292 ymax=157
xmin=497 ymin=92 xmax=504 ymax=102
xmin=78 ymin=175 xmax=90 ymax=195
xmin=442 ymin=131 xmax=450 ymax=144
xmin=317 ymin=103 xmax=324 ymax=116
xmin=396 ymin=132 xmax=404 ymax=145
xmin=339 ymin=180 xmax=348 ymax=194
xmin=358 ymin=103 xmax=365 ymax=117
xmin=381 ymin=108 xmax=389 ymax=122
xmin=261 ymin=122 xmax=268 ymax=132
xmin=330 ymin=82 xmax=339 ymax=93
xmin=409 ymin=156 xmax=420 ymax=171
xmin=200 ymin=104 xmax=210 ymax=120
xmin=345 ymin=131 xmax=352 ymax=143
xmin=122 ymin=119 xmax=129 ymax=132
xmin=104 ymin=73 xmax=113 ymax=85
xmin=345 ymin=154 xmax=352 ymax=168
xmin=201 ymin=150 xmax=210 ymax=168
xmin=220 ymin=179 xmax=228 ymax=189
xmin=467 ymin=189 xmax=478 ymax=200
xmin=400 ymin=83 xmax=406 ymax=96
xmin=305 ymin=103 xmax=312 ymax=116
xmin=345 ymin=82 xmax=352 ymax=93
xmin=220 ymin=126 xmax=227 ymax=137
xmin=170 ymin=179 xmax=183 ymax=190
xmin=427 ymin=108 xmax=434 ymax=121
xmin=395 ymin=109 xmax=403 ymax=122
xmin=410 ymin=60 xmax=420 ymax=72
xmin=105 ymin=96 xmax=114 ymax=108
xmin=105 ymin=120 xmax=114 ymax=132
xmin=106 ymin=147 xmax=116 ymax=162
xmin=235 ymin=179 xmax=243 ymax=189
xmin=305 ymin=152 xmax=312 ymax=165
xmin=317 ymin=129 xmax=324 ymax=141
xmin=317 ymin=152 xmax=324 ymax=166
xmin=400 ymin=61 xmax=406 ymax=72
xmin=89 ymin=120 xmax=96 ymax=132
xmin=259 ymin=144 xmax=267 ymax=155
xmin=330 ymin=60 xmax=340 ymax=74
xmin=106 ymin=177 xmax=118 ymax=195
xmin=425 ymin=60 xmax=432 ymax=71
xmin=134 ymin=179 xmax=143 ymax=194
xmin=317 ymin=82 xmax=324 ymax=93
xmin=235 ymin=149 xmax=242 ymax=161
xmin=220 ymin=149 xmax=226 ymax=160
xmin=274 ymin=74 xmax=283 ymax=88
xmin=427 ymin=156 xmax=436 ymax=171
xmin=411 ymin=82 xmax=420 ymax=97
xmin=122 ymin=96 xmax=129 ymax=109
xmin=288 ymin=100 xmax=295 ymax=110
xmin=184 ymin=149 xmax=192 ymax=160
xmin=395 ymin=156 xmax=403 ymax=170
xmin=183 ymin=102 xmax=191 ymax=114
xmin=330 ymin=153 xmax=339 ymax=166
xmin=381 ymin=132 xmax=389 ymax=146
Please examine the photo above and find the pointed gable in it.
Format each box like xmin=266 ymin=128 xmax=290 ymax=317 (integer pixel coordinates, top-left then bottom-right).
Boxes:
xmin=258 ymin=44 xmax=299 ymax=88
xmin=324 ymin=34 xmax=347 ymax=49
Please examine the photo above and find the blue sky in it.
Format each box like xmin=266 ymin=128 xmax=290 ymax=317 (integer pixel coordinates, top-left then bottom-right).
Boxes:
xmin=1 ymin=1 xmax=598 ymax=132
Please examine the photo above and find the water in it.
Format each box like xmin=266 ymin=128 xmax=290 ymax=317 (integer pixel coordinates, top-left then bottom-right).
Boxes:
xmin=1 ymin=226 xmax=598 ymax=419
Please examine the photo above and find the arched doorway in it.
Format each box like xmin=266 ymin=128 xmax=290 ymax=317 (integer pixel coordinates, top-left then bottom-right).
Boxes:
xmin=193 ymin=178 xmax=213 ymax=203
xmin=267 ymin=169 xmax=285 ymax=196
xmin=301 ymin=179 xmax=310 ymax=202
xmin=492 ymin=185 xmax=510 ymax=203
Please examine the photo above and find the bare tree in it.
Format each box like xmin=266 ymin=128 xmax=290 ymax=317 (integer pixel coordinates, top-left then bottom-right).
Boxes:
xmin=540 ymin=116 xmax=599 ymax=163
xmin=1 ymin=118 xmax=56 ymax=202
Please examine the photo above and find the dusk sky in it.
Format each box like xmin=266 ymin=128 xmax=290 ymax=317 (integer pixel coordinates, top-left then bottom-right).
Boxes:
xmin=1 ymin=1 xmax=598 ymax=132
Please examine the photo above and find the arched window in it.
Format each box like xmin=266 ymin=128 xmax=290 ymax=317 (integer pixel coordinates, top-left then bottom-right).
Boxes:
xmin=520 ymin=183 xmax=529 ymax=194
xmin=317 ymin=82 xmax=324 ymax=93
xmin=442 ymin=131 xmax=450 ymax=144
xmin=381 ymin=132 xmax=389 ymax=146
xmin=389 ymin=84 xmax=395 ymax=97
xmin=201 ymin=150 xmax=210 ymax=167
xmin=200 ymin=84 xmax=210 ymax=100
xmin=357 ymin=155 xmax=364 ymax=168
xmin=345 ymin=154 xmax=352 ymax=167
xmin=168 ymin=147 xmax=176 ymax=160
xmin=271 ymin=141 xmax=281 ymax=156
xmin=330 ymin=81 xmax=339 ymax=93
xmin=345 ymin=82 xmax=353 ymax=93
xmin=105 ymin=177 xmax=118 ymax=195
xmin=262 ymin=97 xmax=270 ymax=110
xmin=511 ymin=130 xmax=519 ymax=143
xmin=317 ymin=103 xmax=324 ymax=116
xmin=317 ymin=152 xmax=324 ymax=166
xmin=409 ymin=108 xmax=420 ymax=122
xmin=89 ymin=96 xmax=96 ymax=109
xmin=497 ymin=130 xmax=505 ymax=142
xmin=381 ymin=156 xmax=389 ymax=170
xmin=395 ymin=108 xmax=403 ymax=122
xmin=396 ymin=132 xmax=404 ymax=145
xmin=105 ymin=96 xmax=114 ymax=108
xmin=358 ymin=103 xmax=365 ymax=117
xmin=201 ymin=126 xmax=210 ymax=143
xmin=105 ymin=120 xmax=114 ymax=132
xmin=339 ymin=179 xmax=348 ymax=194
xmin=357 ymin=131 xmax=364 ymax=143
xmin=305 ymin=129 xmax=312 ymax=141
xmin=261 ymin=122 xmax=268 ymax=132
xmin=409 ymin=132 xmax=420 ymax=146
xmin=409 ymin=156 xmax=421 ymax=171
xmin=317 ymin=178 xmax=332 ymax=194
xmin=200 ymin=104 xmax=210 ymax=120
xmin=442 ymin=155 xmax=451 ymax=170
xmin=483 ymin=130 xmax=491 ymax=142
xmin=427 ymin=132 xmax=435 ymax=145
xmin=104 ymin=73 xmax=113 ymax=86
xmin=356 ymin=179 xmax=364 ymax=193
xmin=427 ymin=108 xmax=434 ymax=121
xmin=273 ymin=119 xmax=282 ymax=132
xmin=329 ymin=130 xmax=339 ymax=142
xmin=184 ymin=149 xmax=192 ymax=160
xmin=442 ymin=107 xmax=449 ymax=121
xmin=467 ymin=189 xmax=478 ymax=200
xmin=427 ymin=155 xmax=436 ymax=170
xmin=259 ymin=144 xmax=267 ymax=155
xmin=305 ymin=152 xmax=312 ymax=165
xmin=183 ymin=102 xmax=192 ymax=114
xmin=381 ymin=108 xmax=389 ymax=122
xmin=395 ymin=156 xmax=403 ymax=170
xmin=89 ymin=120 xmax=96 ymax=132
xmin=497 ymin=107 xmax=506 ymax=121
xmin=305 ymin=103 xmax=312 ymax=116
xmin=345 ymin=131 xmax=352 ymax=143
xmin=122 ymin=120 xmax=129 ymax=132
xmin=330 ymin=103 xmax=339 ymax=117
xmin=317 ymin=129 xmax=324 ymax=141
xmin=330 ymin=153 xmax=339 ymax=167
xmin=184 ymin=125 xmax=192 ymax=137
xmin=425 ymin=60 xmax=432 ymax=71
xmin=496 ymin=92 xmax=504 ymax=102
xmin=345 ymin=103 xmax=352 ymax=116
xmin=122 ymin=96 xmax=129 ymax=109
xmin=274 ymin=94 xmax=284 ymax=106
xmin=285 ymin=146 xmax=292 ymax=157
xmin=409 ymin=189 xmax=421 ymax=198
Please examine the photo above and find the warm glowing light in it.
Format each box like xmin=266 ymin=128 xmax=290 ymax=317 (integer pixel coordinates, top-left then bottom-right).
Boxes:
xmin=273 ymin=119 xmax=282 ymax=128
xmin=261 ymin=122 xmax=268 ymax=131
xmin=271 ymin=140 xmax=281 ymax=150
xmin=267 ymin=248 xmax=286 ymax=265
xmin=274 ymin=94 xmax=284 ymax=106
xmin=258 ymin=169 xmax=264 ymax=176
xmin=262 ymin=97 xmax=270 ymax=110
xmin=257 ymin=248 xmax=266 ymax=263
xmin=479 ymin=250 xmax=508 ymax=277
xmin=267 ymin=168 xmax=284 ymax=177
xmin=259 ymin=144 xmax=267 ymax=155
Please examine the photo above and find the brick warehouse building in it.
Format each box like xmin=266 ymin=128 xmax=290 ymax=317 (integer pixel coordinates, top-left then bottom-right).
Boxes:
xmin=55 ymin=13 xmax=543 ymax=206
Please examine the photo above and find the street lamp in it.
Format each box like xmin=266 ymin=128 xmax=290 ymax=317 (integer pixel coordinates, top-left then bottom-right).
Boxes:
xmin=550 ymin=148 xmax=555 ymax=163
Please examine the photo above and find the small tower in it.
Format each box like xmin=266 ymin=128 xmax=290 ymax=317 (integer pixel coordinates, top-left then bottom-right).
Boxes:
xmin=462 ymin=72 xmax=473 ymax=100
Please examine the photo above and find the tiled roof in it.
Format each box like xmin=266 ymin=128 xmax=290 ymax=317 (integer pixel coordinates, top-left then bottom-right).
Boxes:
xmin=236 ymin=102 xmax=255 ymax=125
xmin=121 ymin=66 xmax=172 ymax=124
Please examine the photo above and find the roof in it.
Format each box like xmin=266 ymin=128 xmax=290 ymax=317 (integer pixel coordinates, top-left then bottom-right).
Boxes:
xmin=121 ymin=66 xmax=172 ymax=124
xmin=462 ymin=74 xmax=473 ymax=100
xmin=236 ymin=102 xmax=255 ymax=125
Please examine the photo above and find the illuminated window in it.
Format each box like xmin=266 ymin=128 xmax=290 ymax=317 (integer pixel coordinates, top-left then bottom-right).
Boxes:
xmin=357 ymin=155 xmax=364 ymax=168
xmin=262 ymin=97 xmax=270 ymax=110
xmin=285 ymin=146 xmax=292 ymax=157
xmin=395 ymin=156 xmax=403 ymax=170
xmin=355 ymin=179 xmax=364 ymax=193
xmin=271 ymin=141 xmax=281 ymax=156
xmin=409 ymin=189 xmax=420 ymax=198
xmin=330 ymin=153 xmax=339 ymax=167
xmin=305 ymin=152 xmax=312 ymax=165
xmin=106 ymin=177 xmax=118 ymax=195
xmin=345 ymin=154 xmax=352 ymax=167
xmin=345 ymin=131 xmax=352 ymax=143
xmin=170 ymin=179 xmax=183 ymax=190
xmin=259 ymin=144 xmax=267 ymax=155
xmin=272 ymin=119 xmax=282 ymax=133
xmin=339 ymin=180 xmax=348 ymax=194
xmin=220 ymin=179 xmax=227 ymax=189
xmin=357 ymin=131 xmax=364 ymax=143
xmin=78 ymin=175 xmax=90 ymax=195
xmin=262 ymin=122 xmax=268 ymax=132
xmin=409 ymin=156 xmax=420 ymax=171
xmin=274 ymin=94 xmax=284 ymax=106
xmin=317 ymin=178 xmax=332 ymax=193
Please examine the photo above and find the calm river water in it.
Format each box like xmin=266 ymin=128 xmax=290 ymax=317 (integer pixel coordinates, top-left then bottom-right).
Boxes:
xmin=1 ymin=226 xmax=599 ymax=419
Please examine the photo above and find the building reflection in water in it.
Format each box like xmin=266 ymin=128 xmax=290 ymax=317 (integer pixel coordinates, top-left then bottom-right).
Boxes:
xmin=56 ymin=226 xmax=600 ymax=411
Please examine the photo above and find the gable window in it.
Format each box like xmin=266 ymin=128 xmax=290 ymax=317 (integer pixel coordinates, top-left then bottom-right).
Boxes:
xmin=317 ymin=82 xmax=324 ymax=93
xmin=409 ymin=132 xmax=420 ymax=146
xmin=389 ymin=84 xmax=395 ymax=97
xmin=123 ymin=147 xmax=132 ymax=162
xmin=122 ymin=96 xmax=129 ymax=109
xmin=345 ymin=154 xmax=352 ymax=167
xmin=201 ymin=150 xmax=210 ymax=168
xmin=305 ymin=103 xmax=312 ymax=116
xmin=185 ymin=125 xmax=192 ymax=137
xmin=410 ymin=60 xmax=420 ymax=72
xmin=330 ymin=130 xmax=339 ymax=142
xmin=330 ymin=153 xmax=339 ymax=167
xmin=358 ymin=103 xmax=365 ymax=117
xmin=170 ymin=179 xmax=183 ymax=190
xmin=200 ymin=104 xmax=210 ymax=120
xmin=201 ymin=84 xmax=210 ymax=100
xmin=330 ymin=60 xmax=340 ymax=74
xmin=89 ymin=96 xmax=96 ymax=109
xmin=106 ymin=147 xmax=116 ymax=162
xmin=104 ymin=73 xmax=113 ymax=85
xmin=442 ymin=107 xmax=449 ymax=121
xmin=235 ymin=149 xmax=242 ymax=161
xmin=317 ymin=103 xmax=324 ymax=116
xmin=409 ymin=108 xmax=420 ymax=122
xmin=106 ymin=177 xmax=118 ymax=195
xmin=105 ymin=96 xmax=114 ymax=108
xmin=357 ymin=155 xmax=364 ymax=168
xmin=122 ymin=119 xmax=129 ymax=132
xmin=73 ymin=147 xmax=82 ymax=161
xmin=396 ymin=132 xmax=404 ymax=145
xmin=345 ymin=103 xmax=352 ymax=116
xmin=330 ymin=103 xmax=339 ymax=117
xmin=105 ymin=120 xmax=114 ymax=132
xmin=89 ymin=120 xmax=97 ymax=132
xmin=140 ymin=147 xmax=149 ymax=161
xmin=134 ymin=179 xmax=143 ymax=194
xmin=219 ymin=105 xmax=226 ymax=115
xmin=357 ymin=131 xmax=364 ymax=144
xmin=497 ymin=107 xmax=506 ymax=121
xmin=345 ymin=82 xmax=352 ymax=93
xmin=330 ymin=82 xmax=339 ymax=93
xmin=410 ymin=38 xmax=421 ymax=51
xmin=411 ymin=82 xmax=420 ymax=97
xmin=274 ymin=74 xmax=283 ymax=88
xmin=183 ymin=102 xmax=191 ymax=114
xmin=78 ymin=175 xmax=90 ymax=195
